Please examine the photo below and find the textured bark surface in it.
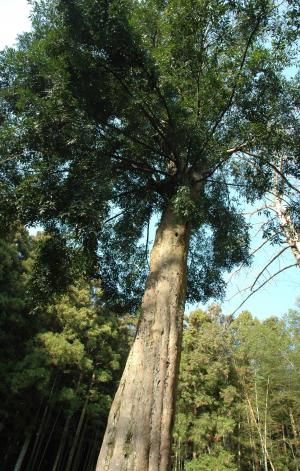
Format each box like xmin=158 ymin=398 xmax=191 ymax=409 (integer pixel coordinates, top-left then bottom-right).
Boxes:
xmin=275 ymin=196 xmax=300 ymax=267
xmin=96 ymin=206 xmax=190 ymax=471
xmin=274 ymin=161 xmax=300 ymax=268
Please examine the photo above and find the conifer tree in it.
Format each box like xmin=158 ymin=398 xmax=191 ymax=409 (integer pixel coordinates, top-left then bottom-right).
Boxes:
xmin=175 ymin=307 xmax=300 ymax=470
xmin=0 ymin=228 xmax=35 ymax=470
xmin=0 ymin=229 xmax=131 ymax=471
xmin=174 ymin=307 xmax=240 ymax=471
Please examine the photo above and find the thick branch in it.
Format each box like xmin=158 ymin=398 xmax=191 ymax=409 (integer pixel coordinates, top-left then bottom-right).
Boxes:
xmin=191 ymin=143 xmax=247 ymax=181
xmin=100 ymin=61 xmax=166 ymax=142
xmin=112 ymin=153 xmax=168 ymax=177
xmin=105 ymin=122 xmax=166 ymax=159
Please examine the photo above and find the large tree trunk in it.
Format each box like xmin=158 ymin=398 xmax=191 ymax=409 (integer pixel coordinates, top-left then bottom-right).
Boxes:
xmin=96 ymin=205 xmax=190 ymax=471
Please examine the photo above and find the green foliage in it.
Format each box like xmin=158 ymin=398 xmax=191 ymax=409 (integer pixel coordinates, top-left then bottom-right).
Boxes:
xmin=0 ymin=227 xmax=133 ymax=471
xmin=185 ymin=448 xmax=238 ymax=471
xmin=0 ymin=2 xmax=299 ymax=466
xmin=172 ymin=186 xmax=199 ymax=220
xmin=0 ymin=227 xmax=35 ymax=388
xmin=174 ymin=307 xmax=239 ymax=468
xmin=1 ymin=0 xmax=297 ymax=305
xmin=174 ymin=306 xmax=300 ymax=470
xmin=29 ymin=233 xmax=80 ymax=300
xmin=0 ymin=233 xmax=299 ymax=470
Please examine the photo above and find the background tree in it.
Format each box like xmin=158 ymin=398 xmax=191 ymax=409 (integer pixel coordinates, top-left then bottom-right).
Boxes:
xmin=228 ymin=73 xmax=300 ymax=310
xmin=232 ymin=310 xmax=300 ymax=471
xmin=0 ymin=227 xmax=36 ymax=468
xmin=174 ymin=307 xmax=241 ymax=471
xmin=0 ymin=229 xmax=132 ymax=471
xmin=174 ymin=307 xmax=300 ymax=471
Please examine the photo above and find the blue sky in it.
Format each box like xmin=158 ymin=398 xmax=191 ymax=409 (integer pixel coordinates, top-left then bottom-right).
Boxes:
xmin=1 ymin=0 xmax=299 ymax=319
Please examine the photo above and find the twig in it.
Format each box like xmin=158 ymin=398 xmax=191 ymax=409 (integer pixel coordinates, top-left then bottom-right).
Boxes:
xmin=99 ymin=61 xmax=166 ymax=141
xmin=250 ymin=246 xmax=290 ymax=290
xmin=199 ymin=18 xmax=262 ymax=154
xmin=111 ymin=153 xmax=167 ymax=176
xmin=241 ymin=149 xmax=300 ymax=196
xmin=105 ymin=122 xmax=165 ymax=158
xmin=231 ymin=263 xmax=298 ymax=315
xmin=226 ymin=231 xmax=282 ymax=282
xmin=103 ymin=211 xmax=124 ymax=225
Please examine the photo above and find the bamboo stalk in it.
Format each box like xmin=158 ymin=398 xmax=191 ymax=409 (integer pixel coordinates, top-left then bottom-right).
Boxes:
xmin=14 ymin=432 xmax=32 ymax=471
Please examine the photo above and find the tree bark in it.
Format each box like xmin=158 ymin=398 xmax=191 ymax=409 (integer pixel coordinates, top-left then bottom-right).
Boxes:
xmin=245 ymin=390 xmax=275 ymax=471
xmin=273 ymin=159 xmax=300 ymax=267
xmin=26 ymin=402 xmax=51 ymax=471
xmin=72 ymin=419 xmax=87 ymax=471
xmin=96 ymin=205 xmax=190 ymax=471
xmin=275 ymin=195 xmax=300 ymax=267
xmin=37 ymin=406 xmax=62 ymax=471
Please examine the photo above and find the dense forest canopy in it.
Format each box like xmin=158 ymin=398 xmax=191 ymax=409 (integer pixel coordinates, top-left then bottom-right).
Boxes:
xmin=0 ymin=0 xmax=299 ymax=469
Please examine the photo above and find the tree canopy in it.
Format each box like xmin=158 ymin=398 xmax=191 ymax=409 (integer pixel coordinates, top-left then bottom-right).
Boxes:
xmin=1 ymin=0 xmax=298 ymax=307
